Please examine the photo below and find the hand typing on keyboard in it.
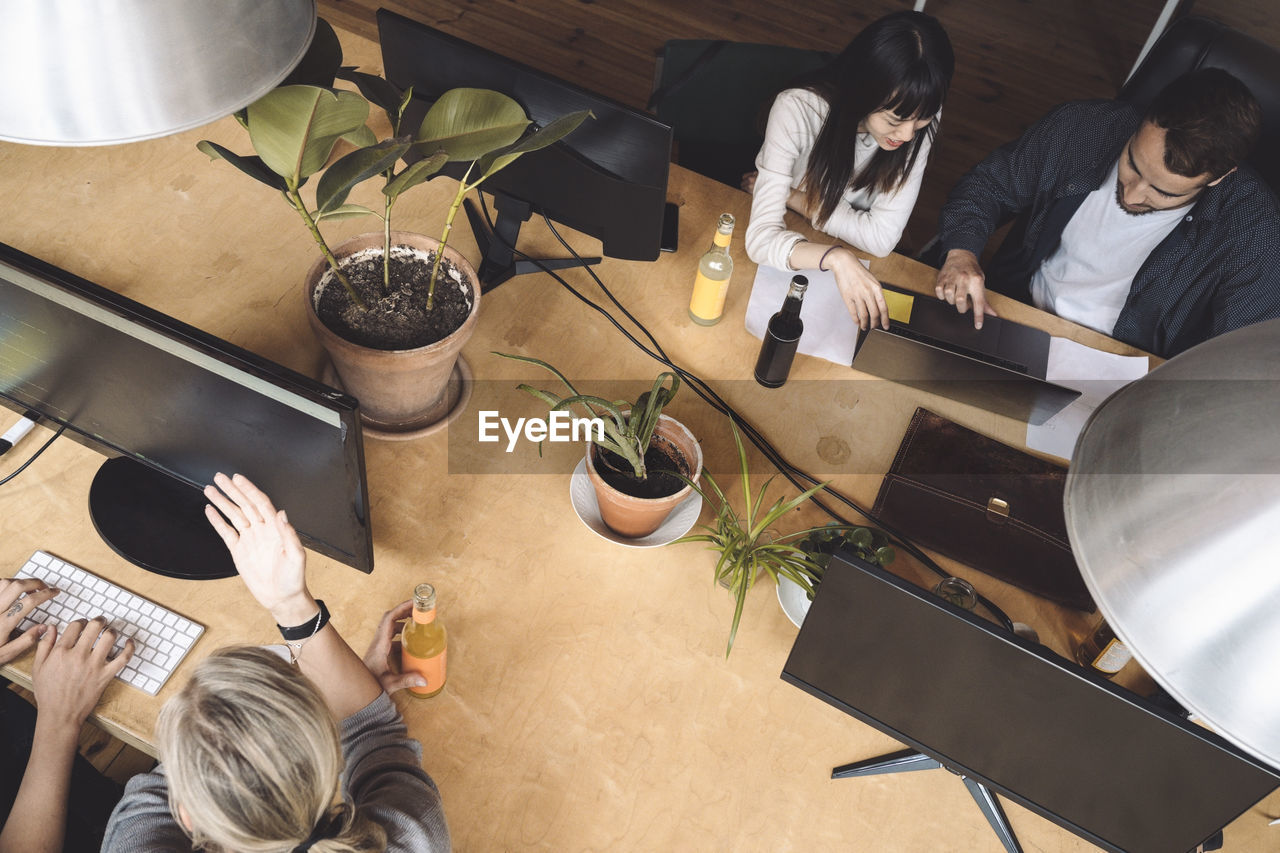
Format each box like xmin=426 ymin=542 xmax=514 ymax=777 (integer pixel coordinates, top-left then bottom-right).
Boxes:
xmin=1 ymin=576 xmax=59 ymax=664
xmin=12 ymin=553 xmax=204 ymax=695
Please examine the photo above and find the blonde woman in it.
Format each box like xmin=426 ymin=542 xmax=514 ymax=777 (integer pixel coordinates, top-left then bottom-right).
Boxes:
xmin=102 ymin=473 xmax=449 ymax=852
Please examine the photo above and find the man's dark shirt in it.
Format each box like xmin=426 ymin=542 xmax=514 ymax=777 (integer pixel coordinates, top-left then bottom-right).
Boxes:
xmin=938 ymin=99 xmax=1280 ymax=358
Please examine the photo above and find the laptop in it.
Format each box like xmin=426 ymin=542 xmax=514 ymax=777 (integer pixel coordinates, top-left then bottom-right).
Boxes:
xmin=852 ymin=284 xmax=1080 ymax=425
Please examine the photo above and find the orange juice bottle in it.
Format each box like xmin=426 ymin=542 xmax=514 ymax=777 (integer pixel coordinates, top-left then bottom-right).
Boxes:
xmin=689 ymin=212 xmax=735 ymax=325
xmin=401 ymin=583 xmax=447 ymax=698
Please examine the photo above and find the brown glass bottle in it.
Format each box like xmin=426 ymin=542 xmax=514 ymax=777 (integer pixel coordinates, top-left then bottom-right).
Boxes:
xmin=754 ymin=275 xmax=808 ymax=387
xmin=1074 ymin=617 xmax=1132 ymax=676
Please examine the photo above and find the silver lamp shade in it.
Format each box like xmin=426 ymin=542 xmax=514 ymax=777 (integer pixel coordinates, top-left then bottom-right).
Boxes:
xmin=1065 ymin=317 xmax=1280 ymax=768
xmin=0 ymin=0 xmax=316 ymax=146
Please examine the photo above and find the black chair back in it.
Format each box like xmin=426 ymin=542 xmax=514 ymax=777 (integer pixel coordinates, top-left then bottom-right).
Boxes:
xmin=650 ymin=40 xmax=832 ymax=188
xmin=1120 ymin=16 xmax=1280 ymax=194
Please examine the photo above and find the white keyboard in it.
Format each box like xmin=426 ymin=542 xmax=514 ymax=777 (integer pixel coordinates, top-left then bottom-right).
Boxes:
xmin=13 ymin=551 xmax=204 ymax=695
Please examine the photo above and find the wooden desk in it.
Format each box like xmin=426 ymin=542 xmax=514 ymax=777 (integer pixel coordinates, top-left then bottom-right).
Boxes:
xmin=2 ymin=29 xmax=1274 ymax=853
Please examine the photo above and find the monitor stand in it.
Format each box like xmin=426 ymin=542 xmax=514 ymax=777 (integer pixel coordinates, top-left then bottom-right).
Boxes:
xmin=88 ymin=456 xmax=237 ymax=580
xmin=464 ymin=193 xmax=600 ymax=293
xmin=833 ymin=749 xmax=1024 ymax=853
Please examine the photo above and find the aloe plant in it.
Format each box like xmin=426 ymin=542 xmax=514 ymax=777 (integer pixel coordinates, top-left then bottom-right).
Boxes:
xmin=493 ymin=352 xmax=678 ymax=482
xmin=199 ymin=70 xmax=588 ymax=313
xmin=673 ymin=421 xmax=893 ymax=657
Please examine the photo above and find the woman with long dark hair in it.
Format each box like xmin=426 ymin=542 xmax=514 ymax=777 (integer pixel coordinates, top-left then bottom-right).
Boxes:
xmin=744 ymin=11 xmax=954 ymax=330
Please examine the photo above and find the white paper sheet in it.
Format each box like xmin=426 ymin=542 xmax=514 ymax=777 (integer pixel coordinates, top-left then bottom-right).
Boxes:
xmin=1026 ymin=337 xmax=1149 ymax=460
xmin=745 ymin=263 xmax=862 ymax=366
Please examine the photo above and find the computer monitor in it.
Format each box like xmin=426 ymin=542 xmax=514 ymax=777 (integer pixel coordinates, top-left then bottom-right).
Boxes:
xmin=782 ymin=551 xmax=1279 ymax=853
xmin=377 ymin=9 xmax=674 ymax=290
xmin=0 ymin=242 xmax=373 ymax=580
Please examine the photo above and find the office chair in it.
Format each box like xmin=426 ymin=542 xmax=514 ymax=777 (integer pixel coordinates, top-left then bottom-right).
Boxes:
xmin=1119 ymin=15 xmax=1280 ymax=196
xmin=648 ymin=40 xmax=832 ymax=188
xmin=916 ymin=14 xmax=1280 ymax=269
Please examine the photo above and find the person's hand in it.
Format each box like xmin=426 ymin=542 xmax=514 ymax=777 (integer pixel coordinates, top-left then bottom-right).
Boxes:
xmin=203 ymin=472 xmax=316 ymax=627
xmin=828 ymin=247 xmax=890 ymax=331
xmin=31 ymin=617 xmax=132 ymax=733
xmin=0 ymin=577 xmax=58 ymax=666
xmin=740 ymin=170 xmax=758 ymax=193
xmin=935 ymin=248 xmax=999 ymax=329
xmin=362 ymin=600 xmax=428 ymax=694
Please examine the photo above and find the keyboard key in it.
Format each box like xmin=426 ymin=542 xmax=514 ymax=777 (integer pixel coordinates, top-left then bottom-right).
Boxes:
xmin=12 ymin=551 xmax=204 ymax=695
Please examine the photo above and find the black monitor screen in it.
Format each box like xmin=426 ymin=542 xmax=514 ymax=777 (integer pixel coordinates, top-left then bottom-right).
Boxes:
xmin=0 ymin=243 xmax=372 ymax=578
xmin=378 ymin=9 xmax=672 ymax=281
xmin=782 ymin=553 xmax=1278 ymax=853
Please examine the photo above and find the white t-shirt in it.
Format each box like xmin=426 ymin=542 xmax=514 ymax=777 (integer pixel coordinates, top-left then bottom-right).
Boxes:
xmin=1030 ymin=160 xmax=1187 ymax=335
xmin=744 ymin=88 xmax=932 ymax=270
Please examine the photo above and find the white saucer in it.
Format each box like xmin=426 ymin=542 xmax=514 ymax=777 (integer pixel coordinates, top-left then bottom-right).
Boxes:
xmin=776 ymin=574 xmax=813 ymax=628
xmin=568 ymin=457 xmax=702 ymax=548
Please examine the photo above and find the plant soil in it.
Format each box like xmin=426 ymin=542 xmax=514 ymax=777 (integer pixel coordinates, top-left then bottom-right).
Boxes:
xmin=315 ymin=247 xmax=472 ymax=350
xmin=594 ymin=435 xmax=689 ymax=499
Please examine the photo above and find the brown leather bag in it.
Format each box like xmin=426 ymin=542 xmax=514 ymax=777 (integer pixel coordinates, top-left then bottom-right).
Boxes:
xmin=871 ymin=408 xmax=1095 ymax=611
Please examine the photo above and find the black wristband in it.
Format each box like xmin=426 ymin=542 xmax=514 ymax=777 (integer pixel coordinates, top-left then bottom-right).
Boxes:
xmin=277 ymin=599 xmax=329 ymax=641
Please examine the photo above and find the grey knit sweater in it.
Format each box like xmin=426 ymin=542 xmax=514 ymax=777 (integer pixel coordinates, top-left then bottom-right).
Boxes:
xmin=100 ymin=692 xmax=450 ymax=851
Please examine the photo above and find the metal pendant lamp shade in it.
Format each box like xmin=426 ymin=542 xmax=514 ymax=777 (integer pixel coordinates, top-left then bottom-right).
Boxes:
xmin=1065 ymin=317 xmax=1280 ymax=768
xmin=0 ymin=0 xmax=317 ymax=146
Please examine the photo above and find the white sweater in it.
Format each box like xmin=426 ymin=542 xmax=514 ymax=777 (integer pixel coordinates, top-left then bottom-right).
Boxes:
xmin=745 ymin=88 xmax=933 ymax=268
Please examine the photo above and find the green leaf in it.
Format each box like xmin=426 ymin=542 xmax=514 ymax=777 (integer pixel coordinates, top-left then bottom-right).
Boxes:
xmin=493 ymin=352 xmax=580 ymax=397
xmin=196 ymin=140 xmax=287 ymax=192
xmin=340 ymin=124 xmax=377 ymax=149
xmin=417 ymin=88 xmax=530 ymax=162
xmin=314 ymin=203 xmax=376 ymax=222
xmin=316 ymin=136 xmax=411 ymax=214
xmin=246 ymin=85 xmax=371 ymax=184
xmin=336 ymin=68 xmax=404 ymax=125
xmin=472 ymin=109 xmax=593 ymax=183
xmin=383 ymin=150 xmax=448 ymax=206
xmin=282 ymin=17 xmax=344 ymax=87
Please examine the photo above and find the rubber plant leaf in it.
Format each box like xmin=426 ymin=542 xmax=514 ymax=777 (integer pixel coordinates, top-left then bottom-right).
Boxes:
xmin=195 ymin=141 xmax=287 ymax=192
xmin=314 ymin=204 xmax=377 ymax=222
xmin=316 ymin=136 xmax=412 ymax=215
xmin=282 ymin=17 xmax=344 ymax=88
xmin=416 ymin=88 xmax=529 ymax=162
xmin=473 ymin=109 xmax=593 ymax=183
xmin=246 ymin=86 xmax=371 ymax=185
xmin=336 ymin=68 xmax=405 ymax=125
xmin=383 ymin=150 xmax=449 ymax=206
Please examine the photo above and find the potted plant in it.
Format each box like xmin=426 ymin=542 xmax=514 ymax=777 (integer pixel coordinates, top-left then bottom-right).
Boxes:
xmin=197 ymin=56 xmax=588 ymax=433
xmin=494 ymin=352 xmax=702 ymax=539
xmin=673 ymin=421 xmax=894 ymax=655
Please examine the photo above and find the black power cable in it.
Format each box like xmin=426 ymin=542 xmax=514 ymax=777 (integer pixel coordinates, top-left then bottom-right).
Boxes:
xmin=475 ymin=193 xmax=1016 ymax=632
xmin=0 ymin=421 xmax=68 ymax=488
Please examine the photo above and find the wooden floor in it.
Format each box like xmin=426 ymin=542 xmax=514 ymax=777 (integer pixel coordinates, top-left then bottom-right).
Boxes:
xmin=317 ymin=0 xmax=1277 ymax=252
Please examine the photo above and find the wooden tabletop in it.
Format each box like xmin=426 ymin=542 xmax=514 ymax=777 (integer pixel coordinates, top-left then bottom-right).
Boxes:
xmin=7 ymin=28 xmax=1276 ymax=853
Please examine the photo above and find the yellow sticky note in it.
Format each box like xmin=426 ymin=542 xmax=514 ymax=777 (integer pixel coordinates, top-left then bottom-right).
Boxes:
xmin=882 ymin=288 xmax=914 ymax=324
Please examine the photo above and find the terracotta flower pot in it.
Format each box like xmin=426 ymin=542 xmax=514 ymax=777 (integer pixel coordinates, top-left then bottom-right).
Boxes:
xmin=304 ymin=232 xmax=480 ymax=434
xmin=585 ymin=414 xmax=702 ymax=538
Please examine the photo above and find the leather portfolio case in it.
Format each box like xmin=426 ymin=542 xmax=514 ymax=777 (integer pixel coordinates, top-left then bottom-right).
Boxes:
xmin=871 ymin=407 xmax=1095 ymax=611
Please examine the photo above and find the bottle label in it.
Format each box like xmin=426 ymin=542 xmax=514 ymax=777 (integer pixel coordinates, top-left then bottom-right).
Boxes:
xmin=1093 ymin=638 xmax=1132 ymax=674
xmin=413 ymin=607 xmax=437 ymax=624
xmin=690 ymin=271 xmax=729 ymax=322
xmin=712 ymin=230 xmax=731 ymax=248
xmin=403 ymin=647 xmax=447 ymax=695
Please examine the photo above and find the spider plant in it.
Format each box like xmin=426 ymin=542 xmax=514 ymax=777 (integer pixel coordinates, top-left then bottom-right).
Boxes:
xmin=493 ymin=352 xmax=678 ymax=482
xmin=675 ymin=420 xmax=896 ymax=656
